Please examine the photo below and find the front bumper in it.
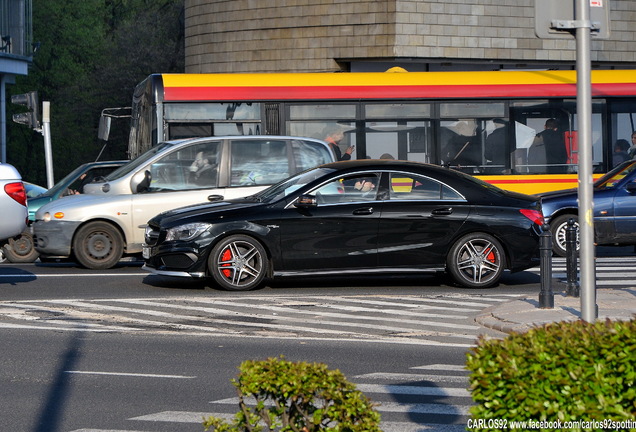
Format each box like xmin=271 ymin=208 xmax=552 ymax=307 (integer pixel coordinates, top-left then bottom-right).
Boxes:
xmin=142 ymin=241 xmax=209 ymax=278
xmin=33 ymin=219 xmax=82 ymax=257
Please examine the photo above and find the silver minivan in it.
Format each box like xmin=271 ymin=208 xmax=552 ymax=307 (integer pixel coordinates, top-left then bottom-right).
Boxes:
xmin=33 ymin=136 xmax=335 ymax=269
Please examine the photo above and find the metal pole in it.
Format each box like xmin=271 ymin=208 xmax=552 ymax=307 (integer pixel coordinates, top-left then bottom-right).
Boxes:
xmin=575 ymin=0 xmax=597 ymax=322
xmin=539 ymin=224 xmax=554 ymax=308
xmin=565 ymin=218 xmax=580 ymax=297
xmin=42 ymin=101 xmax=54 ymax=189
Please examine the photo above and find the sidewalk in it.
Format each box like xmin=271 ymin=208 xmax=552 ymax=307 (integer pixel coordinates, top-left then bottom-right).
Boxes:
xmin=477 ymin=286 xmax=636 ymax=334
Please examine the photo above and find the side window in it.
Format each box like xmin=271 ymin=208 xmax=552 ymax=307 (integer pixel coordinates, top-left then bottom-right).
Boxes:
xmin=149 ymin=141 xmax=219 ymax=191
xmin=313 ymin=173 xmax=380 ymax=204
xmin=292 ymin=140 xmax=334 ymax=171
xmin=66 ymin=166 xmax=120 ymax=195
xmin=230 ymin=140 xmax=290 ymax=186
xmin=389 ymin=173 xmax=462 ymax=201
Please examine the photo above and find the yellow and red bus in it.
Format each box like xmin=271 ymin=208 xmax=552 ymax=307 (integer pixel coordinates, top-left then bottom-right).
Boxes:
xmin=128 ymin=69 xmax=636 ymax=194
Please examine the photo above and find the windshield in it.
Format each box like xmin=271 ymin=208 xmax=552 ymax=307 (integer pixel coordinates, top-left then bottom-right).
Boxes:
xmin=104 ymin=142 xmax=175 ymax=181
xmin=255 ymin=167 xmax=337 ymax=202
xmin=41 ymin=164 xmax=90 ymax=197
xmin=595 ymin=160 xmax=636 ymax=190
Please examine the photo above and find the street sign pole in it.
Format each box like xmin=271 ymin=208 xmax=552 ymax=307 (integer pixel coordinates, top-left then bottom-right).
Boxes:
xmin=575 ymin=0 xmax=597 ymax=323
xmin=42 ymin=101 xmax=54 ymax=189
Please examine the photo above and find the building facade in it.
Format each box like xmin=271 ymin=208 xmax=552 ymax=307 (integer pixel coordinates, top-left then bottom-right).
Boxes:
xmin=184 ymin=0 xmax=636 ymax=73
xmin=1 ymin=0 xmax=33 ymax=163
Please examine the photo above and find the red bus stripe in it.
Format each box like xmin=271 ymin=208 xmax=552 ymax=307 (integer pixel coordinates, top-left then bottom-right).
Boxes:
xmin=163 ymin=83 xmax=635 ymax=102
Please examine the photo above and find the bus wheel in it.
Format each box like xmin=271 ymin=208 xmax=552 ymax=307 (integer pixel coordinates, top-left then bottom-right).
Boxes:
xmin=209 ymin=235 xmax=267 ymax=291
xmin=446 ymin=233 xmax=505 ymax=288
xmin=549 ymin=214 xmax=579 ymax=257
xmin=4 ymin=231 xmax=39 ymax=263
xmin=73 ymin=221 xmax=124 ymax=269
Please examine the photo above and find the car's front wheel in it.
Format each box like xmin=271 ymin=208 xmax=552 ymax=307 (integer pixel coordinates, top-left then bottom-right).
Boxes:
xmin=446 ymin=233 xmax=505 ymax=288
xmin=208 ymin=235 xmax=267 ymax=291
xmin=72 ymin=221 xmax=124 ymax=269
xmin=3 ymin=231 xmax=39 ymax=263
xmin=549 ymin=214 xmax=579 ymax=257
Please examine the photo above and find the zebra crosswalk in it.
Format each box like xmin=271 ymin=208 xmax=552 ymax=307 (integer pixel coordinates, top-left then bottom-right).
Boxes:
xmin=0 ymin=293 xmax=516 ymax=346
xmin=81 ymin=363 xmax=472 ymax=432
xmin=529 ymin=256 xmax=636 ymax=288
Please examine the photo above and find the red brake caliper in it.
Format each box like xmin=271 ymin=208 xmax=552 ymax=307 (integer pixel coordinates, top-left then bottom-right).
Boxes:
xmin=487 ymin=250 xmax=495 ymax=263
xmin=221 ymin=248 xmax=232 ymax=278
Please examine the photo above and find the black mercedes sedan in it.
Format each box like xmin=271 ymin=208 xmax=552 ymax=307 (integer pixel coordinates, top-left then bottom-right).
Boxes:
xmin=143 ymin=160 xmax=544 ymax=290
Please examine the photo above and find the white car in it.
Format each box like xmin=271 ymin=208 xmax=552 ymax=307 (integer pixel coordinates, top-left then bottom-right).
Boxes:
xmin=0 ymin=163 xmax=28 ymax=243
xmin=33 ymin=136 xmax=335 ymax=269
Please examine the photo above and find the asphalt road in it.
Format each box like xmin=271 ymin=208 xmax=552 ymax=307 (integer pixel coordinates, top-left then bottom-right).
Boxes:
xmin=1 ymin=248 xmax=634 ymax=432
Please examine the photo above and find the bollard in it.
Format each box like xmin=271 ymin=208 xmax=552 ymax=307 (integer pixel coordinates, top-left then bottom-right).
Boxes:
xmin=538 ymin=224 xmax=554 ymax=308
xmin=565 ymin=218 xmax=580 ymax=297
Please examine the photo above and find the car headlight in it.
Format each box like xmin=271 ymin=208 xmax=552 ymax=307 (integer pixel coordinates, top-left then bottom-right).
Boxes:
xmin=165 ymin=222 xmax=211 ymax=242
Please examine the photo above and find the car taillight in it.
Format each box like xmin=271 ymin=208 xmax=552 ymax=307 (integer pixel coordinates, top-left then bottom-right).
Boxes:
xmin=520 ymin=209 xmax=544 ymax=226
xmin=5 ymin=182 xmax=27 ymax=207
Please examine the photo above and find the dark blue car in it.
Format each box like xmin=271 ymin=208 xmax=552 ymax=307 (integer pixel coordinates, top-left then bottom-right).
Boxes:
xmin=540 ymin=160 xmax=636 ymax=256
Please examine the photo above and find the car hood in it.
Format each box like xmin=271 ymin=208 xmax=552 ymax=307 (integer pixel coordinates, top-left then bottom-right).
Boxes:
xmin=150 ymin=197 xmax=264 ymax=228
xmin=35 ymin=193 xmax=131 ymax=218
xmin=538 ymin=187 xmax=577 ymax=199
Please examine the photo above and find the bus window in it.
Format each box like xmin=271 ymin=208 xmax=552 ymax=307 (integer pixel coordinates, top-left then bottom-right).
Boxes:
xmin=164 ymin=102 xmax=261 ymax=140
xmin=609 ymin=100 xmax=636 ymax=162
xmin=364 ymin=103 xmax=432 ymax=162
xmin=438 ymin=102 xmax=506 ymax=174
xmin=286 ymin=104 xmax=358 ymax=160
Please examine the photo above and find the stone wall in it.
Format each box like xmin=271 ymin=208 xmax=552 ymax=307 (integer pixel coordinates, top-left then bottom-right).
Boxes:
xmin=184 ymin=0 xmax=636 ymax=73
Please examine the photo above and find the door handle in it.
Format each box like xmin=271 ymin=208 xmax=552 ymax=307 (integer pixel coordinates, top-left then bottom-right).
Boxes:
xmin=353 ymin=207 xmax=374 ymax=215
xmin=208 ymin=194 xmax=224 ymax=202
xmin=432 ymin=207 xmax=453 ymax=215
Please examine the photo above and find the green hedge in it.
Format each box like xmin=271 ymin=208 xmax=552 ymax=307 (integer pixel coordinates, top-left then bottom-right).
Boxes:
xmin=204 ymin=356 xmax=382 ymax=432
xmin=466 ymin=319 xmax=636 ymax=430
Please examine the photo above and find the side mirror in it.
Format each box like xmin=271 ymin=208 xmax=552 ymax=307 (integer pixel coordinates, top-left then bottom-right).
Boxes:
xmin=294 ymin=194 xmax=317 ymax=208
xmin=97 ymin=114 xmax=111 ymax=141
xmin=626 ymin=182 xmax=636 ymax=194
xmin=132 ymin=170 xmax=151 ymax=193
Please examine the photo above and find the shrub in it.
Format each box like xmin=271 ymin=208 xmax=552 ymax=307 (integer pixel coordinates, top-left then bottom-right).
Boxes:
xmin=465 ymin=319 xmax=636 ymax=430
xmin=203 ymin=356 xmax=382 ymax=432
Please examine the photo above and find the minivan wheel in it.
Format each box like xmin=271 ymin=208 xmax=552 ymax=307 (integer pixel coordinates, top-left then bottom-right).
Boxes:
xmin=73 ymin=221 xmax=124 ymax=269
xmin=446 ymin=233 xmax=505 ymax=288
xmin=209 ymin=235 xmax=267 ymax=291
xmin=4 ymin=231 xmax=39 ymax=263
xmin=549 ymin=214 xmax=579 ymax=257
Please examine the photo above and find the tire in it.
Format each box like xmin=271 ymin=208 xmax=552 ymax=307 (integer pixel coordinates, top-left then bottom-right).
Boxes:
xmin=549 ymin=214 xmax=579 ymax=257
xmin=208 ymin=235 xmax=267 ymax=291
xmin=446 ymin=233 xmax=505 ymax=288
xmin=4 ymin=231 xmax=39 ymax=263
xmin=72 ymin=221 xmax=124 ymax=269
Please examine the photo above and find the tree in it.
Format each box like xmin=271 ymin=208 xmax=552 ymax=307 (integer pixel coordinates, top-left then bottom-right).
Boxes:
xmin=7 ymin=0 xmax=184 ymax=185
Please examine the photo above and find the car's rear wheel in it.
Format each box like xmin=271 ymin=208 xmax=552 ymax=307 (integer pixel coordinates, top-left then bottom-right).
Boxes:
xmin=4 ymin=231 xmax=39 ymax=263
xmin=446 ymin=233 xmax=505 ymax=288
xmin=72 ymin=221 xmax=124 ymax=269
xmin=549 ymin=214 xmax=579 ymax=257
xmin=208 ymin=235 xmax=267 ymax=291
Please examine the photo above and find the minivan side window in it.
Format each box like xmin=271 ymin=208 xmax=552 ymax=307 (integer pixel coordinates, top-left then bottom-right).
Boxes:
xmin=293 ymin=139 xmax=334 ymax=171
xmin=230 ymin=139 xmax=290 ymax=186
xmin=148 ymin=141 xmax=220 ymax=191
